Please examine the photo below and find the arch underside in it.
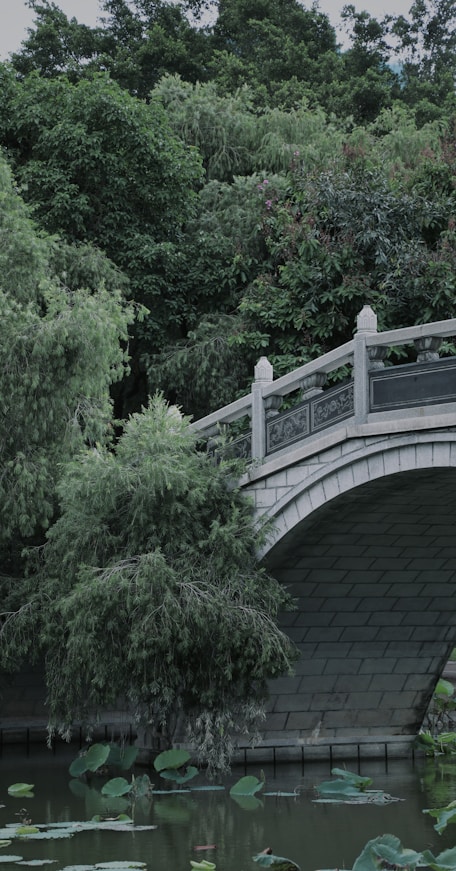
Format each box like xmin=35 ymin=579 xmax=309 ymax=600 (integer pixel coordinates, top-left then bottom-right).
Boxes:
xmin=262 ymin=468 xmax=456 ymax=742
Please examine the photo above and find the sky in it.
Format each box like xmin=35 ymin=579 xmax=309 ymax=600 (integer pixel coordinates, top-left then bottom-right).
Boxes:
xmin=0 ymin=0 xmax=414 ymax=60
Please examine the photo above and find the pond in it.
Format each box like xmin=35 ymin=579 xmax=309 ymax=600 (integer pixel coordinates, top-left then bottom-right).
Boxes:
xmin=1 ymin=744 xmax=456 ymax=871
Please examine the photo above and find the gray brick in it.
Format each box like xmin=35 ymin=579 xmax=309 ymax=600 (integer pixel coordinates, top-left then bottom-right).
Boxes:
xmin=263 ymin=713 xmax=288 ymax=730
xmin=403 ymin=674 xmax=435 ymax=692
xmin=388 ymin=583 xmax=425 ymax=596
xmin=268 ymin=676 xmax=302 ymax=694
xmin=323 ymin=710 xmax=358 ymax=728
xmin=274 ymin=694 xmax=311 ymax=712
xmin=369 ymin=674 xmax=406 ymax=692
xmin=381 ymin=691 xmax=417 ymax=709
xmin=324 ymin=658 xmax=362 ymax=675
xmin=333 ymin=613 xmax=370 ymax=627
xmin=307 ymin=570 xmax=349 ymax=583
xmin=322 ymin=598 xmax=362 ymax=612
xmin=350 ymin=642 xmax=388 ymax=656
xmin=299 ymin=675 xmax=337 ymax=693
xmin=368 ymin=612 xmax=404 ymax=626
xmin=313 ymin=583 xmax=355 ymax=597
xmin=360 ymin=658 xmax=398 ymax=674
xmin=394 ymin=658 xmax=433 ymax=673
xmin=311 ymin=693 xmax=348 ymax=710
xmin=294 ymin=613 xmax=334 ymax=627
xmin=334 ymin=675 xmax=372 ymax=693
xmin=376 ymin=627 xmax=415 ymax=641
xmin=356 ymin=573 xmax=391 ymax=610
xmin=294 ymin=658 xmax=327 ymax=676
xmin=393 ymin=597 xmax=433 ymax=610
xmin=340 ymin=627 xmax=378 ymax=642
xmin=306 ymin=628 xmax=344 ymax=643
xmin=286 ymin=712 xmax=326 ymax=730
xmin=294 ymin=597 xmax=326 ymax=612
xmin=346 ymin=692 xmax=382 ymax=709
xmin=402 ymin=612 xmax=439 ymax=626
xmin=314 ymin=643 xmax=353 ymax=657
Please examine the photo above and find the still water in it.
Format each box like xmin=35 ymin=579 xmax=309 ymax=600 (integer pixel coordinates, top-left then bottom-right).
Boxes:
xmin=1 ymin=744 xmax=456 ymax=871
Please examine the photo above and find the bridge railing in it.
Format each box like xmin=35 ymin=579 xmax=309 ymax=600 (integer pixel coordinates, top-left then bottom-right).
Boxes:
xmin=190 ymin=307 xmax=456 ymax=461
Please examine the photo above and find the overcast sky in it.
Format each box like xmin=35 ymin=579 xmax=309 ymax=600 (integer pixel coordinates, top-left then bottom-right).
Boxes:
xmin=0 ymin=0 xmax=413 ymax=60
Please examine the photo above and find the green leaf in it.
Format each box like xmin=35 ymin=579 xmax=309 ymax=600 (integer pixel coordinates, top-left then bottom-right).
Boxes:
xmin=253 ymin=853 xmax=300 ymax=870
xmin=7 ymin=784 xmax=34 ymax=797
xmin=69 ymin=757 xmax=89 ymax=778
xmin=153 ymin=748 xmax=191 ymax=772
xmin=229 ymin=776 xmax=264 ymax=796
xmin=101 ymin=778 xmax=132 ymax=797
xmin=85 ymin=744 xmax=111 ymax=772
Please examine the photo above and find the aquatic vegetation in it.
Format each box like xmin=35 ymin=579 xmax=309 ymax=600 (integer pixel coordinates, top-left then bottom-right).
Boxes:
xmin=313 ymin=768 xmax=402 ymax=804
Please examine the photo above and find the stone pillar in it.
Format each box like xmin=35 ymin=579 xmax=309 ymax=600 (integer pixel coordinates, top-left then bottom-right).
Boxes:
xmin=354 ymin=305 xmax=378 ymax=423
xmin=414 ymin=336 xmax=442 ymax=363
xmin=251 ymin=357 xmax=273 ymax=460
xmin=299 ymin=372 xmax=327 ymax=399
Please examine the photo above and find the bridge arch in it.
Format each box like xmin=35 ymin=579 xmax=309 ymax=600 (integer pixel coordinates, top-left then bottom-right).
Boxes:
xmin=191 ymin=312 xmax=456 ymax=750
xmin=251 ymin=429 xmax=456 ymax=558
xmin=254 ymin=438 xmax=456 ymax=745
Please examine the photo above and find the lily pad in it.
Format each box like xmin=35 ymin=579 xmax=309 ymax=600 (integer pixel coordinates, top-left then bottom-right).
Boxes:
xmin=253 ymin=852 xmax=300 ymax=870
xmin=101 ymin=778 xmax=132 ymax=797
xmin=230 ymin=776 xmax=264 ymax=796
xmin=0 ymin=856 xmax=23 ymax=863
xmin=154 ymin=748 xmax=191 ymax=772
xmin=8 ymin=784 xmax=34 ymax=797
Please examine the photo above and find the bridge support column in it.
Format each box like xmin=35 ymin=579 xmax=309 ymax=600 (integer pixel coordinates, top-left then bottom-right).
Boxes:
xmin=354 ymin=304 xmax=378 ymax=423
xmin=251 ymin=357 xmax=273 ymax=460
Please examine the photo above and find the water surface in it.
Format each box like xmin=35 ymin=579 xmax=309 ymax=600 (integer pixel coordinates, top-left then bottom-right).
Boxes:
xmin=1 ymin=745 xmax=455 ymax=870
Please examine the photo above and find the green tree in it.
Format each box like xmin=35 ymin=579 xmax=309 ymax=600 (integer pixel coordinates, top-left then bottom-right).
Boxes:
xmin=12 ymin=0 xmax=212 ymax=95
xmin=391 ymin=0 xmax=456 ymax=122
xmin=0 ymin=68 xmax=202 ymax=414
xmin=0 ymin=151 xmax=134 ymax=595
xmin=2 ymin=395 xmax=296 ymax=771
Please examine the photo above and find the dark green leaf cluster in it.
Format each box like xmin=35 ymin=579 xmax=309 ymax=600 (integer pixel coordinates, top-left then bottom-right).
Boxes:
xmin=13 ymin=396 xmax=296 ymax=752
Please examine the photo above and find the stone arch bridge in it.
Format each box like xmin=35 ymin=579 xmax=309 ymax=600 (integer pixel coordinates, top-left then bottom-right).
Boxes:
xmin=191 ymin=307 xmax=456 ymax=752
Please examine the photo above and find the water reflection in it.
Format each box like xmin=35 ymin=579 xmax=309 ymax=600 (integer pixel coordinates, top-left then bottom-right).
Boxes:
xmin=1 ymin=746 xmax=456 ymax=870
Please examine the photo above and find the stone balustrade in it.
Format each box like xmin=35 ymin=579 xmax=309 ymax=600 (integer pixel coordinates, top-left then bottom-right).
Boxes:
xmin=190 ymin=306 xmax=456 ymax=462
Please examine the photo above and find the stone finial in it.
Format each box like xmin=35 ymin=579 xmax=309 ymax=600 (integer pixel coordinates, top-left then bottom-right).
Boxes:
xmin=254 ymin=356 xmax=273 ymax=383
xmin=356 ymin=305 xmax=377 ymax=334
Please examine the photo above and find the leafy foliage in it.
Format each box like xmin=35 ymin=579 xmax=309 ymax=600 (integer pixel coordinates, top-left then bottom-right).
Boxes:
xmin=3 ymin=395 xmax=296 ymax=771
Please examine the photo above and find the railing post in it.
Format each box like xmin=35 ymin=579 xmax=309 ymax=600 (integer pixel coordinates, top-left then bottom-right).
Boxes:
xmin=354 ymin=305 xmax=377 ymax=423
xmin=251 ymin=356 xmax=273 ymax=460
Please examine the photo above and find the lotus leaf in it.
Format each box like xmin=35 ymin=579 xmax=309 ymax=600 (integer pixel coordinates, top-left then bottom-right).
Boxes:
xmin=106 ymin=746 xmax=138 ymax=771
xmin=424 ymin=801 xmax=456 ymax=833
xmin=153 ymin=748 xmax=191 ymax=772
xmin=230 ymin=776 xmax=264 ymax=796
xmin=0 ymin=857 xmax=23 ymax=863
xmin=230 ymin=794 xmax=263 ymax=811
xmin=253 ymin=852 xmax=300 ymax=870
xmin=95 ymin=862 xmax=146 ymax=868
xmin=69 ymin=757 xmax=90 ymax=778
xmin=16 ymin=827 xmax=40 ymax=836
xmin=422 ymin=846 xmax=456 ymax=871
xmin=190 ymin=861 xmax=216 ymax=870
xmin=101 ymin=778 xmax=132 ymax=797
xmin=85 ymin=744 xmax=111 ymax=772
xmin=353 ymin=835 xmax=421 ymax=871
xmin=0 ymin=842 xmax=11 ymax=848
xmin=7 ymin=784 xmax=34 ymax=797
xmin=159 ymin=766 xmax=198 ymax=784
xmin=330 ymin=768 xmax=373 ymax=789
